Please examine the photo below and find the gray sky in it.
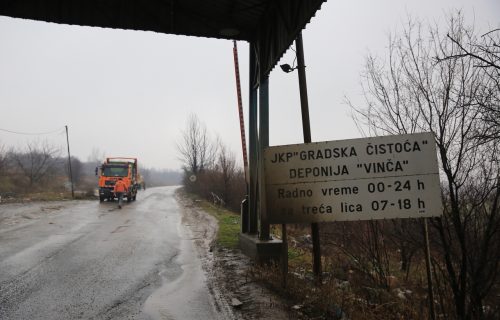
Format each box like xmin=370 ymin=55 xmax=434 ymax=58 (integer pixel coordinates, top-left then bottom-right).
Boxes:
xmin=1 ymin=0 xmax=498 ymax=170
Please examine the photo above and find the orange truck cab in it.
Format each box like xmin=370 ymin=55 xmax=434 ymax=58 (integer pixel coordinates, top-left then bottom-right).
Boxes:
xmin=96 ymin=157 xmax=139 ymax=203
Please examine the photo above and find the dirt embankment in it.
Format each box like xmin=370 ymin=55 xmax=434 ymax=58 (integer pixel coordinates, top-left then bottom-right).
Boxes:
xmin=176 ymin=192 xmax=298 ymax=320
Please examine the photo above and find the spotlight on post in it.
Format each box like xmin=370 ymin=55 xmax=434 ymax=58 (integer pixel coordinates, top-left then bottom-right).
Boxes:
xmin=280 ymin=63 xmax=295 ymax=73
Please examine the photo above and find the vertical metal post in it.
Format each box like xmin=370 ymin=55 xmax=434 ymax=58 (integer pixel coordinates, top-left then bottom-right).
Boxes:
xmin=423 ymin=218 xmax=436 ymax=320
xmin=296 ymin=32 xmax=322 ymax=283
xmin=259 ymin=76 xmax=270 ymax=240
xmin=296 ymin=34 xmax=312 ymax=143
xmin=248 ymin=44 xmax=258 ymax=234
xmin=281 ymin=223 xmax=288 ymax=288
xmin=65 ymin=125 xmax=74 ymax=199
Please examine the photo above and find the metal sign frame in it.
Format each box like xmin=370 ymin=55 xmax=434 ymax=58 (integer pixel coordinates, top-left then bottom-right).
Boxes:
xmin=264 ymin=132 xmax=442 ymax=223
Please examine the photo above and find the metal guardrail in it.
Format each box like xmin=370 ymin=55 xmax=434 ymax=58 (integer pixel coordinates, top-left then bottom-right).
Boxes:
xmin=210 ymin=192 xmax=225 ymax=207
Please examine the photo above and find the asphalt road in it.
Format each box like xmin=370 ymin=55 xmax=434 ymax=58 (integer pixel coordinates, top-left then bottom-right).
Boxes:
xmin=0 ymin=186 xmax=225 ymax=320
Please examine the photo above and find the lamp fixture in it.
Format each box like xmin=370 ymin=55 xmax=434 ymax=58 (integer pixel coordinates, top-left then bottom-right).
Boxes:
xmin=280 ymin=47 xmax=298 ymax=73
xmin=280 ymin=63 xmax=297 ymax=73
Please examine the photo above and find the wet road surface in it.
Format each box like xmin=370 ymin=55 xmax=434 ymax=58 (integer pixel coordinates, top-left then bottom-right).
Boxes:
xmin=0 ymin=186 xmax=225 ymax=320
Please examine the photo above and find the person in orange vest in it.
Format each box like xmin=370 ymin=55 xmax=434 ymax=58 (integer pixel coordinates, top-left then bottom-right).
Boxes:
xmin=114 ymin=178 xmax=128 ymax=208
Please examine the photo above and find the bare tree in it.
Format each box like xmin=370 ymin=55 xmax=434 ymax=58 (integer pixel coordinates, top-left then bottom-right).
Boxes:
xmin=436 ymin=28 xmax=500 ymax=143
xmin=176 ymin=116 xmax=245 ymax=210
xmin=0 ymin=142 xmax=11 ymax=194
xmin=140 ymin=167 xmax=181 ymax=187
xmin=177 ymin=114 xmax=216 ymax=176
xmin=0 ymin=142 xmax=7 ymax=176
xmin=10 ymin=140 xmax=61 ymax=189
xmin=437 ymin=28 xmax=500 ymax=70
xmin=347 ymin=13 xmax=500 ymax=319
xmin=68 ymin=156 xmax=83 ymax=186
xmin=215 ymin=139 xmax=238 ymax=204
xmin=87 ymin=147 xmax=105 ymax=166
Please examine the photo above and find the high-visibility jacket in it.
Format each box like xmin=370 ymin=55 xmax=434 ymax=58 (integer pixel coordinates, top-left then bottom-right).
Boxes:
xmin=114 ymin=180 xmax=128 ymax=193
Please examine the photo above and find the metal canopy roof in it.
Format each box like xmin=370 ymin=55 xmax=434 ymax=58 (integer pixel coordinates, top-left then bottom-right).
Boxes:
xmin=0 ymin=0 xmax=326 ymax=80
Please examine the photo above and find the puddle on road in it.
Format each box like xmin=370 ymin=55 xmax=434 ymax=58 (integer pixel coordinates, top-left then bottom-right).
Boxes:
xmin=41 ymin=205 xmax=64 ymax=212
xmin=143 ymin=223 xmax=220 ymax=320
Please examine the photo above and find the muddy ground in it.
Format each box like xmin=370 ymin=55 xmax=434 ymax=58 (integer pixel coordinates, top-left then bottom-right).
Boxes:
xmin=175 ymin=192 xmax=305 ymax=320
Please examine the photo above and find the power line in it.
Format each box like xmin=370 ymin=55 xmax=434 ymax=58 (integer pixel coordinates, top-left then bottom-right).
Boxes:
xmin=0 ymin=127 xmax=65 ymax=136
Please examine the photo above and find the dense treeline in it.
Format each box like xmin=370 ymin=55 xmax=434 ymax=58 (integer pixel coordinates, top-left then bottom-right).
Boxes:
xmin=0 ymin=141 xmax=181 ymax=198
xmin=140 ymin=167 xmax=182 ymax=188
xmin=0 ymin=140 xmax=70 ymax=196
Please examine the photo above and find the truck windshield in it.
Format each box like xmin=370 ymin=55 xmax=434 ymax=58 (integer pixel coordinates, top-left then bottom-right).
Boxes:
xmin=102 ymin=166 xmax=128 ymax=177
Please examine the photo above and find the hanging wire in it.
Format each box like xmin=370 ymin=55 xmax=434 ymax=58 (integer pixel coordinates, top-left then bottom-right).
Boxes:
xmin=290 ymin=46 xmax=297 ymax=69
xmin=0 ymin=127 xmax=65 ymax=136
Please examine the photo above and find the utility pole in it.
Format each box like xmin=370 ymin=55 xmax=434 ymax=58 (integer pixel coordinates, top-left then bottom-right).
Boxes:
xmin=233 ymin=40 xmax=249 ymax=184
xmin=65 ymin=125 xmax=74 ymax=199
xmin=296 ymin=32 xmax=322 ymax=283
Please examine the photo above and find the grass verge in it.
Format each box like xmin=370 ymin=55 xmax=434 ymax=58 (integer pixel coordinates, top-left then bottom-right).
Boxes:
xmin=183 ymin=191 xmax=241 ymax=249
xmin=180 ymin=191 xmax=438 ymax=319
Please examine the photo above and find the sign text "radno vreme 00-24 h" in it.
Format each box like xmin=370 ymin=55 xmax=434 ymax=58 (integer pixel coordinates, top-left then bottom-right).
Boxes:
xmin=264 ymin=132 xmax=442 ymax=224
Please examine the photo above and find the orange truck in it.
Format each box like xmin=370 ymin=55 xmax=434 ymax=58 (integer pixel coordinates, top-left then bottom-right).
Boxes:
xmin=96 ymin=157 xmax=139 ymax=202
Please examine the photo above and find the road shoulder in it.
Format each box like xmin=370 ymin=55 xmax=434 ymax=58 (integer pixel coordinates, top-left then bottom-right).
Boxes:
xmin=175 ymin=190 xmax=295 ymax=320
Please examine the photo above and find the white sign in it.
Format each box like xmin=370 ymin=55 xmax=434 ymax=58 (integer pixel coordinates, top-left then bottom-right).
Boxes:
xmin=264 ymin=132 xmax=442 ymax=223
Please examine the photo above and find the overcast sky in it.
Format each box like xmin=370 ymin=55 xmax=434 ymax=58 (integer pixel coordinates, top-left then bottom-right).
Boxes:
xmin=1 ymin=0 xmax=498 ymax=170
